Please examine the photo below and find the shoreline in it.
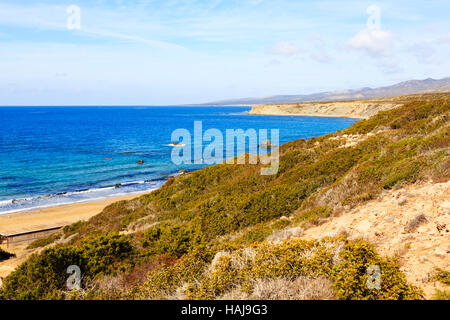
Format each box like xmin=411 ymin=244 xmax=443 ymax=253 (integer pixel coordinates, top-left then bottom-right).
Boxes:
xmin=0 ymin=178 xmax=171 ymax=217
xmin=0 ymin=191 xmax=152 ymax=236
xmin=248 ymin=111 xmax=362 ymax=119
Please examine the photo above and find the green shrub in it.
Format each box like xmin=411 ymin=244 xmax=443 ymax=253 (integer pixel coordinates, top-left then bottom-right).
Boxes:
xmin=431 ymin=268 xmax=450 ymax=286
xmin=0 ymin=246 xmax=84 ymax=299
xmin=292 ymin=207 xmax=332 ymax=225
xmin=431 ymin=289 xmax=450 ymax=300
xmin=140 ymin=224 xmax=197 ymax=258
xmin=0 ymin=247 xmax=15 ymax=262
xmin=0 ymin=233 xmax=133 ymax=299
xmin=332 ymin=239 xmax=421 ymax=300
xmin=27 ymin=232 xmax=62 ymax=249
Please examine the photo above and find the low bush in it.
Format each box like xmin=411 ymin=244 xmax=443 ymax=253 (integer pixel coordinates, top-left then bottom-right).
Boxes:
xmin=27 ymin=232 xmax=62 ymax=249
xmin=431 ymin=268 xmax=450 ymax=286
xmin=431 ymin=289 xmax=450 ymax=300
xmin=0 ymin=233 xmax=133 ymax=299
xmin=0 ymin=248 xmax=15 ymax=262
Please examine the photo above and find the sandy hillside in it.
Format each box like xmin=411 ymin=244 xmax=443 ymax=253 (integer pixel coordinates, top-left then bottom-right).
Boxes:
xmin=298 ymin=180 xmax=450 ymax=298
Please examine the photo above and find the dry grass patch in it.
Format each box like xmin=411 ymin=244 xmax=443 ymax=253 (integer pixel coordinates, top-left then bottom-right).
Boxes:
xmin=218 ymin=277 xmax=336 ymax=300
xmin=404 ymin=214 xmax=428 ymax=233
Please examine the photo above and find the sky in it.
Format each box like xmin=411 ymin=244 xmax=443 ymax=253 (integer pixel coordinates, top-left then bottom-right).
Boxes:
xmin=0 ymin=0 xmax=449 ymax=105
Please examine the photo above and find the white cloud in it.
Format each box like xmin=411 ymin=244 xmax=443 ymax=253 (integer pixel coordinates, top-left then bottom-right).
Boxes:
xmin=266 ymin=41 xmax=304 ymax=56
xmin=268 ymin=59 xmax=281 ymax=65
xmin=348 ymin=29 xmax=394 ymax=57
xmin=411 ymin=44 xmax=434 ymax=64
xmin=376 ymin=58 xmax=403 ymax=74
xmin=0 ymin=3 xmax=186 ymax=51
xmin=439 ymin=34 xmax=450 ymax=44
xmin=310 ymin=51 xmax=332 ymax=64
xmin=409 ymin=42 xmax=443 ymax=65
xmin=80 ymin=27 xmax=187 ymax=51
xmin=309 ymin=33 xmax=333 ymax=63
xmin=266 ymin=35 xmax=332 ymax=63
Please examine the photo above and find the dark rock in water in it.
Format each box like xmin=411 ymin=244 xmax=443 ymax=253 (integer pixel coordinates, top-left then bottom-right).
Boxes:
xmin=115 ymin=184 xmax=122 ymax=188
xmin=258 ymin=139 xmax=275 ymax=148
xmin=137 ymin=160 xmax=144 ymax=164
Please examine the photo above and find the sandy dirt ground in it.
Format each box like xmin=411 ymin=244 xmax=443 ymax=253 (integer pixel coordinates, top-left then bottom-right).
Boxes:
xmin=300 ymin=180 xmax=450 ymax=298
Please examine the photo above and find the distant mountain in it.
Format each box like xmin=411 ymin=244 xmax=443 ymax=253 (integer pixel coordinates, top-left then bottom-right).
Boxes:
xmin=196 ymin=77 xmax=450 ymax=106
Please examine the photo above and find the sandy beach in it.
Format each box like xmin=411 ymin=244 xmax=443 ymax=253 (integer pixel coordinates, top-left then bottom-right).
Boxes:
xmin=0 ymin=193 xmax=148 ymax=236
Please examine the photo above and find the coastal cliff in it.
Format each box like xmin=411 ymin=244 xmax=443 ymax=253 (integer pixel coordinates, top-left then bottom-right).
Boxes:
xmin=247 ymin=93 xmax=446 ymax=119
xmin=248 ymin=101 xmax=402 ymax=119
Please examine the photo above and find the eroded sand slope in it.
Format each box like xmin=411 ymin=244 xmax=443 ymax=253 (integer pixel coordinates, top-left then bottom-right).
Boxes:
xmin=300 ymin=180 xmax=450 ymax=298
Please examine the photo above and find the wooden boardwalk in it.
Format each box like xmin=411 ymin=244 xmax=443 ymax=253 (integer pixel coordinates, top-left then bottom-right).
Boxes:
xmin=0 ymin=222 xmax=69 ymax=247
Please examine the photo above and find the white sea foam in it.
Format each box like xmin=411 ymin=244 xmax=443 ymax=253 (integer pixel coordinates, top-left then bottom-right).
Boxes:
xmin=0 ymin=180 xmax=165 ymax=215
xmin=166 ymin=143 xmax=186 ymax=147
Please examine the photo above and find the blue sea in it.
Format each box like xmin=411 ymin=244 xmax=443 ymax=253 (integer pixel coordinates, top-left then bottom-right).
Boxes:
xmin=0 ymin=107 xmax=358 ymax=214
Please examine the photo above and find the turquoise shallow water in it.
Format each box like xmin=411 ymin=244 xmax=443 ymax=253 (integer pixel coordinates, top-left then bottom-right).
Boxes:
xmin=0 ymin=106 xmax=358 ymax=214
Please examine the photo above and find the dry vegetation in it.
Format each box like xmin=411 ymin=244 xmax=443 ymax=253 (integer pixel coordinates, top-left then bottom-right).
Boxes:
xmin=217 ymin=277 xmax=336 ymax=300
